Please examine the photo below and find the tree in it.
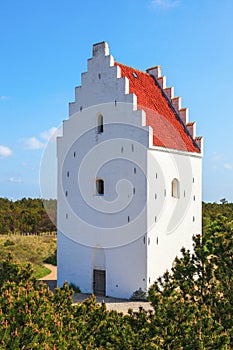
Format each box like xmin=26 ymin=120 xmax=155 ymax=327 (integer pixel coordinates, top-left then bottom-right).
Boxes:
xmin=148 ymin=215 xmax=233 ymax=348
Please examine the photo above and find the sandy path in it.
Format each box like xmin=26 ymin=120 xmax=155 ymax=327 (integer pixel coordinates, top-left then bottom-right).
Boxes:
xmin=39 ymin=264 xmax=57 ymax=280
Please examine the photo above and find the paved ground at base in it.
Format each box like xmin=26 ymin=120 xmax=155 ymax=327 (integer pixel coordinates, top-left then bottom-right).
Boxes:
xmin=40 ymin=265 xmax=153 ymax=314
xmin=72 ymin=293 xmax=153 ymax=314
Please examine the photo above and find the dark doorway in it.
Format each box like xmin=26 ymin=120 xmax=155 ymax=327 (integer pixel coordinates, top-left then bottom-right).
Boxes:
xmin=93 ymin=269 xmax=106 ymax=296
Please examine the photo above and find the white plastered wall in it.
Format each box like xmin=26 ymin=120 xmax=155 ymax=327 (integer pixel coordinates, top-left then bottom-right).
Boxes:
xmin=146 ymin=147 xmax=202 ymax=287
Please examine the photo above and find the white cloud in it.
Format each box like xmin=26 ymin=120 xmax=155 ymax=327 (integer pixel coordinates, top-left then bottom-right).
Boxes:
xmin=8 ymin=177 xmax=23 ymax=183
xmin=22 ymin=127 xmax=58 ymax=151
xmin=40 ymin=127 xmax=57 ymax=141
xmin=0 ymin=145 xmax=12 ymax=158
xmin=151 ymin=0 xmax=180 ymax=8
xmin=22 ymin=137 xmax=44 ymax=150
xmin=209 ymin=152 xmax=222 ymax=163
xmin=224 ymin=163 xmax=233 ymax=170
xmin=0 ymin=96 xmax=9 ymax=101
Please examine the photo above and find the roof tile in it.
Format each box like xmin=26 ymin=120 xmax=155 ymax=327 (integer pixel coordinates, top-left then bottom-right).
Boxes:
xmin=115 ymin=62 xmax=200 ymax=153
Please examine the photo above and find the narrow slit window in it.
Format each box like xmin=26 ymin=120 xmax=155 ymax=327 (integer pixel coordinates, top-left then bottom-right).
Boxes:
xmin=171 ymin=178 xmax=180 ymax=198
xmin=97 ymin=114 xmax=103 ymax=134
xmin=96 ymin=178 xmax=104 ymax=195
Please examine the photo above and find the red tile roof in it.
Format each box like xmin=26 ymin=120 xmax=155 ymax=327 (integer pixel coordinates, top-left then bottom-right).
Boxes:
xmin=115 ymin=62 xmax=200 ymax=153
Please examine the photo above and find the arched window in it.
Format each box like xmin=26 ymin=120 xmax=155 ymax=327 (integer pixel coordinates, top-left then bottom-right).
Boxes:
xmin=97 ymin=114 xmax=103 ymax=134
xmin=96 ymin=178 xmax=104 ymax=195
xmin=171 ymin=178 xmax=180 ymax=198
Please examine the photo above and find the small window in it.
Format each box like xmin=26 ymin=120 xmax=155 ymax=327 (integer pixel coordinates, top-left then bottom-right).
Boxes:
xmin=133 ymin=187 xmax=135 ymax=195
xmin=121 ymin=147 xmax=124 ymax=153
xmin=74 ymin=152 xmax=76 ymax=158
xmin=67 ymin=171 xmax=69 ymax=178
xmin=193 ymin=195 xmax=196 ymax=201
xmin=156 ymin=173 xmax=158 ymax=179
xmin=132 ymin=144 xmax=134 ymax=152
xmin=134 ymin=167 xmax=136 ymax=174
xmin=172 ymin=178 xmax=180 ymax=198
xmin=128 ymin=216 xmax=130 ymax=223
xmin=65 ymin=191 xmax=68 ymax=197
xmin=96 ymin=178 xmax=104 ymax=195
xmin=97 ymin=114 xmax=103 ymax=134
xmin=156 ymin=237 xmax=159 ymax=245
xmin=98 ymin=73 xmax=101 ymax=79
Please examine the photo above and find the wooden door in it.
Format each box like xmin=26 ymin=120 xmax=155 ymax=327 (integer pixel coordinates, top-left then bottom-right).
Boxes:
xmin=93 ymin=269 xmax=106 ymax=296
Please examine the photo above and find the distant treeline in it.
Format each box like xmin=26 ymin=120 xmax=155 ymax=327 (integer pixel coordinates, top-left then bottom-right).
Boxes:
xmin=0 ymin=198 xmax=56 ymax=235
xmin=0 ymin=197 xmax=232 ymax=235
xmin=202 ymin=201 xmax=233 ymax=231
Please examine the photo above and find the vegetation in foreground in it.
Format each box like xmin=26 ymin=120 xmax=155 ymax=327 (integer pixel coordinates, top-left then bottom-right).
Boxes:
xmin=0 ymin=201 xmax=232 ymax=349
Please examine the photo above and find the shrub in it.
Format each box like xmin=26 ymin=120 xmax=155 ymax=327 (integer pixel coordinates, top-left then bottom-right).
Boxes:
xmin=3 ymin=239 xmax=15 ymax=247
xmin=43 ymin=249 xmax=57 ymax=266
xmin=69 ymin=282 xmax=81 ymax=293
xmin=130 ymin=288 xmax=148 ymax=301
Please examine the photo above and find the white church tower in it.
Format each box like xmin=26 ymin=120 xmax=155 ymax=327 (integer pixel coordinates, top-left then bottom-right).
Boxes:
xmin=57 ymin=42 xmax=203 ymax=299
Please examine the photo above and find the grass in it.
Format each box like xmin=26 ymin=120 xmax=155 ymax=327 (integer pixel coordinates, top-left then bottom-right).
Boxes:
xmin=0 ymin=235 xmax=56 ymax=279
xmin=34 ymin=265 xmax=51 ymax=279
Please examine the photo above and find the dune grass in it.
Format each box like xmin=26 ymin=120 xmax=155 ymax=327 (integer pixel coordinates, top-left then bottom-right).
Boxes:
xmin=0 ymin=235 xmax=56 ymax=279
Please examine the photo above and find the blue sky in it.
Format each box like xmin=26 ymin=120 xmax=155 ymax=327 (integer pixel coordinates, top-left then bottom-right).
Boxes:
xmin=0 ymin=0 xmax=232 ymax=202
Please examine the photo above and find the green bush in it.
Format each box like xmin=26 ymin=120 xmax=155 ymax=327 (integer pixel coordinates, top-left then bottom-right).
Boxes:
xmin=69 ymin=282 xmax=81 ymax=293
xmin=130 ymin=288 xmax=148 ymax=301
xmin=3 ymin=239 xmax=15 ymax=247
xmin=43 ymin=249 xmax=57 ymax=266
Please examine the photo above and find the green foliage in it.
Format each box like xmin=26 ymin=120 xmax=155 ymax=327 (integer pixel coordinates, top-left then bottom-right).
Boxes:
xmin=202 ymin=201 xmax=233 ymax=231
xmin=0 ymin=235 xmax=57 ymax=279
xmin=43 ymin=248 xmax=57 ymax=266
xmin=69 ymin=282 xmax=81 ymax=293
xmin=0 ymin=202 xmax=232 ymax=348
xmin=0 ymin=197 xmax=56 ymax=235
xmin=130 ymin=288 xmax=148 ymax=301
xmin=3 ymin=239 xmax=15 ymax=247
xmin=0 ymin=257 xmax=139 ymax=349
xmin=148 ymin=214 xmax=233 ymax=348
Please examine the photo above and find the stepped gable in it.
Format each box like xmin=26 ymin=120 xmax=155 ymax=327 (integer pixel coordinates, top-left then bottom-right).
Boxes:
xmin=115 ymin=62 xmax=201 ymax=153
